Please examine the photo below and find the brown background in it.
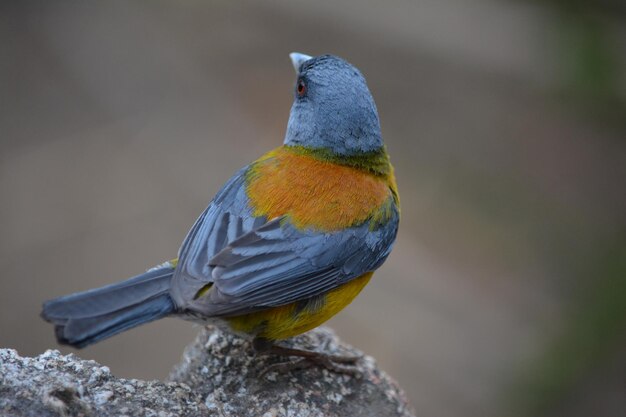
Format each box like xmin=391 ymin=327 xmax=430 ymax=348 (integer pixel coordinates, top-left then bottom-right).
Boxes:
xmin=1 ymin=1 xmax=625 ymax=416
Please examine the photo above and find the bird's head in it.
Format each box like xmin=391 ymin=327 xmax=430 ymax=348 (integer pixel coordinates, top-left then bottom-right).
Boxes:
xmin=284 ymin=53 xmax=383 ymax=156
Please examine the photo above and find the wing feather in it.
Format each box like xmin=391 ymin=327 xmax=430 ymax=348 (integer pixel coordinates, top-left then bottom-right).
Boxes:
xmin=190 ymin=203 xmax=398 ymax=316
xmin=170 ymin=169 xmax=264 ymax=305
xmin=171 ymin=166 xmax=399 ymax=316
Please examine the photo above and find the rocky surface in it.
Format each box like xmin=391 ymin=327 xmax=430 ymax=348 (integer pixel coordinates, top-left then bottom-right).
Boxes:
xmin=0 ymin=326 xmax=414 ymax=417
xmin=0 ymin=349 xmax=206 ymax=417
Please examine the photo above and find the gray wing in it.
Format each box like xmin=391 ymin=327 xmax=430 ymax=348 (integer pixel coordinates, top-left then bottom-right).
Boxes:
xmin=170 ymin=168 xmax=266 ymax=306
xmin=188 ymin=204 xmax=399 ymax=317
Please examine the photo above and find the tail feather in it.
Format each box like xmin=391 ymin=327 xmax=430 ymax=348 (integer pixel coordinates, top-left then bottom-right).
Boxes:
xmin=42 ymin=265 xmax=176 ymax=348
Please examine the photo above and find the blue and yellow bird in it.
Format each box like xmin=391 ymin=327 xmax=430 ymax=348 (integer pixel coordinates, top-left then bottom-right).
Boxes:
xmin=42 ymin=53 xmax=399 ymax=369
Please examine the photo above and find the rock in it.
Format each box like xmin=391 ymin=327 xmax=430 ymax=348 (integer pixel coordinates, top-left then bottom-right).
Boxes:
xmin=170 ymin=326 xmax=415 ymax=417
xmin=1 ymin=326 xmax=415 ymax=417
xmin=0 ymin=349 xmax=206 ymax=417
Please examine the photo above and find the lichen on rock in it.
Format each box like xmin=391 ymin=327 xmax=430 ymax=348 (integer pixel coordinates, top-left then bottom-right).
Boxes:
xmin=1 ymin=326 xmax=414 ymax=417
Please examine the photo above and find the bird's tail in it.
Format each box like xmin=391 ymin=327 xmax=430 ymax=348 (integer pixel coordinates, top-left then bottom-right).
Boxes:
xmin=41 ymin=262 xmax=177 ymax=348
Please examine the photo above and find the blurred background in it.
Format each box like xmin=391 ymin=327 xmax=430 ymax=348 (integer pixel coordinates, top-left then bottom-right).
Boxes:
xmin=1 ymin=1 xmax=625 ymax=416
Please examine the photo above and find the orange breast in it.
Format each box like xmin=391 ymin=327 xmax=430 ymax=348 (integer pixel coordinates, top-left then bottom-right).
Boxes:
xmin=246 ymin=147 xmax=392 ymax=231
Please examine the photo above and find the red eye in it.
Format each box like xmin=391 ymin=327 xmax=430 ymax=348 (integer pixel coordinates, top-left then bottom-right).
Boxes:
xmin=296 ymin=79 xmax=307 ymax=97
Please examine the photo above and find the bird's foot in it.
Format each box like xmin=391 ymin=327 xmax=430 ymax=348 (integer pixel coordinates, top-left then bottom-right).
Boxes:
xmin=253 ymin=337 xmax=362 ymax=378
xmin=260 ymin=353 xmax=361 ymax=377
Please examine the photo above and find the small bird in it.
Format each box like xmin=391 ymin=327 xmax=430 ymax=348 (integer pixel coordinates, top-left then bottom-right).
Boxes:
xmin=42 ymin=53 xmax=399 ymax=371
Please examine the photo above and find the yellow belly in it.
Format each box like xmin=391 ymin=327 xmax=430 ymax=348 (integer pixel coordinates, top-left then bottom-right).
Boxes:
xmin=226 ymin=272 xmax=373 ymax=340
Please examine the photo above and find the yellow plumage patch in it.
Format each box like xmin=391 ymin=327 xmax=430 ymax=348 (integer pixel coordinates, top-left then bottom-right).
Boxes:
xmin=222 ymin=147 xmax=398 ymax=339
xmin=226 ymin=272 xmax=373 ymax=340
xmin=246 ymin=147 xmax=396 ymax=232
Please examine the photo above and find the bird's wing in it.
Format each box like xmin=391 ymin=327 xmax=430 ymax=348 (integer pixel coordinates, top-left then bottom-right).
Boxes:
xmin=170 ymin=168 xmax=267 ymax=305
xmin=188 ymin=202 xmax=399 ymax=317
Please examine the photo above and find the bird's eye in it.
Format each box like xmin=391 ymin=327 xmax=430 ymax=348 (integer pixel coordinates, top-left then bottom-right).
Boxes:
xmin=296 ymin=79 xmax=307 ymax=97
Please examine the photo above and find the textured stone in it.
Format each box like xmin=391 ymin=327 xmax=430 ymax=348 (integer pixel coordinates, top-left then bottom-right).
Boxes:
xmin=1 ymin=326 xmax=414 ymax=417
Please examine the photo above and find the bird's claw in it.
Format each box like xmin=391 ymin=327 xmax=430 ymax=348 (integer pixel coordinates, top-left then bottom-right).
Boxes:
xmin=260 ymin=352 xmax=362 ymax=378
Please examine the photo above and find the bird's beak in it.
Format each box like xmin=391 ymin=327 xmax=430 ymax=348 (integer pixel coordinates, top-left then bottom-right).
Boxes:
xmin=289 ymin=52 xmax=312 ymax=74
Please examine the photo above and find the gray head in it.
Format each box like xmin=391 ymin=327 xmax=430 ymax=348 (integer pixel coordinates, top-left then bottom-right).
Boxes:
xmin=284 ymin=53 xmax=383 ymax=156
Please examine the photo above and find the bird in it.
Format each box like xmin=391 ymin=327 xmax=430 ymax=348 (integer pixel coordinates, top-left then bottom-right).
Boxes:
xmin=41 ymin=52 xmax=399 ymax=372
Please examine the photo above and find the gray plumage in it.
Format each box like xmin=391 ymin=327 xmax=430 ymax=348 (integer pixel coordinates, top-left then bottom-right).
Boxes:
xmin=41 ymin=53 xmax=398 ymax=348
xmin=172 ymin=176 xmax=398 ymax=316
xmin=284 ymin=55 xmax=383 ymax=155
xmin=42 ymin=266 xmax=175 ymax=347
